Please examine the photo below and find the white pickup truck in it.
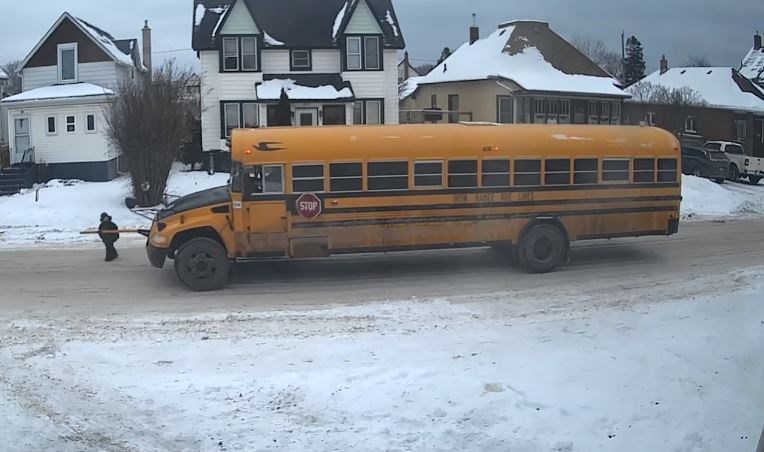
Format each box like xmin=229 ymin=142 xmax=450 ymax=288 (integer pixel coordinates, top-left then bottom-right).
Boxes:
xmin=703 ymin=141 xmax=764 ymax=185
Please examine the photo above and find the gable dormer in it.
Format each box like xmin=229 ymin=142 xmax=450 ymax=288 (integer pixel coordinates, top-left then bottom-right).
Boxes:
xmin=213 ymin=0 xmax=262 ymax=72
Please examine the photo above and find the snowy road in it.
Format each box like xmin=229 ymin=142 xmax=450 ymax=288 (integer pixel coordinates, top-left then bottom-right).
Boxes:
xmin=1 ymin=220 xmax=763 ymax=452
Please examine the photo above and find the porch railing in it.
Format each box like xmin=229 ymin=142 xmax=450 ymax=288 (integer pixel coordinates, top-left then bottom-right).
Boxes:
xmin=400 ymin=109 xmax=474 ymax=124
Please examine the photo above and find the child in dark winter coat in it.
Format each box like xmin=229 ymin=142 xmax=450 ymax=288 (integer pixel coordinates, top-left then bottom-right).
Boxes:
xmin=98 ymin=212 xmax=120 ymax=262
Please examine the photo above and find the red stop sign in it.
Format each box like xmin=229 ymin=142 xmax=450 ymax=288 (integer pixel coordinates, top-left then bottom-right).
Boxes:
xmin=296 ymin=193 xmax=322 ymax=219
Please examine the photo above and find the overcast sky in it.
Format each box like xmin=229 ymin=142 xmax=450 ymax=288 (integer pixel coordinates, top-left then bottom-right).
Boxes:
xmin=1 ymin=0 xmax=761 ymax=74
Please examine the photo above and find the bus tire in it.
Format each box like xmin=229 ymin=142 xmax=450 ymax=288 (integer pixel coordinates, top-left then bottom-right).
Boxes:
xmin=517 ymin=223 xmax=566 ymax=274
xmin=174 ymin=237 xmax=230 ymax=291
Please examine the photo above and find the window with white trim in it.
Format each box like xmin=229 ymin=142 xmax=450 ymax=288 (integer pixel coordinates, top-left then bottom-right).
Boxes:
xmin=86 ymin=114 xmax=96 ymax=133
xmin=241 ymin=37 xmax=258 ymax=71
xmin=46 ymin=116 xmax=57 ymax=135
xmin=65 ymin=115 xmax=76 ymax=133
xmin=223 ymin=37 xmax=239 ymax=71
xmin=646 ymin=111 xmax=656 ymax=126
xmin=223 ymin=103 xmax=240 ymax=137
xmin=290 ymin=50 xmax=311 ymax=70
xmin=736 ymin=119 xmax=747 ymax=142
xmin=346 ymin=37 xmax=362 ymax=70
xmin=345 ymin=36 xmax=381 ymax=70
xmin=685 ymin=116 xmax=697 ymax=133
xmin=242 ymin=103 xmax=258 ymax=128
xmin=353 ymin=100 xmax=383 ymax=125
xmin=58 ymin=43 xmax=78 ymax=83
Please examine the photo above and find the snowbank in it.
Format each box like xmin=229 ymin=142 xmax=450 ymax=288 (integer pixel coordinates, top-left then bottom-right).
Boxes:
xmin=0 ymin=165 xmax=228 ymax=249
xmin=681 ymin=175 xmax=764 ymax=219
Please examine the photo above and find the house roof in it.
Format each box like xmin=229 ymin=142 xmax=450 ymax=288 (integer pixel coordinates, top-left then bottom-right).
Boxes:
xmin=628 ymin=67 xmax=764 ymax=113
xmin=0 ymin=83 xmax=115 ymax=104
xmin=256 ymin=74 xmax=354 ymax=101
xmin=741 ymin=46 xmax=764 ymax=84
xmin=0 ymin=69 xmax=7 ymax=80
xmin=192 ymin=0 xmax=405 ymax=51
xmin=400 ymin=21 xmax=628 ymax=100
xmin=20 ymin=12 xmax=145 ymax=71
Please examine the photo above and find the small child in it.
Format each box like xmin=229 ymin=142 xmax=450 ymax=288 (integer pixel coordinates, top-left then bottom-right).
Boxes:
xmin=98 ymin=212 xmax=120 ymax=262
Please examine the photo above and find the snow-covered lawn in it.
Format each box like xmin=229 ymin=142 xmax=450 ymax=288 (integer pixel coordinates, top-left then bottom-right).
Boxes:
xmin=1 ymin=267 xmax=763 ymax=451
xmin=0 ymin=168 xmax=762 ymax=249
xmin=0 ymin=165 xmax=228 ymax=248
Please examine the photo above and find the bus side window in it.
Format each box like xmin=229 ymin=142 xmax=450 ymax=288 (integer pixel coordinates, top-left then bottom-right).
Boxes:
xmin=602 ymin=159 xmax=630 ymax=183
xmin=657 ymin=159 xmax=678 ymax=182
xmin=448 ymin=160 xmax=478 ymax=188
xmin=634 ymin=159 xmax=655 ymax=183
xmin=292 ymin=164 xmax=325 ymax=193
xmin=246 ymin=164 xmax=284 ymax=195
xmin=330 ymin=163 xmax=363 ymax=192
xmin=544 ymin=159 xmax=571 ymax=185
xmin=481 ymin=159 xmax=510 ymax=187
xmin=514 ymin=159 xmax=541 ymax=186
xmin=574 ymin=159 xmax=598 ymax=184
xmin=368 ymin=161 xmax=408 ymax=191
xmin=414 ymin=161 xmax=444 ymax=188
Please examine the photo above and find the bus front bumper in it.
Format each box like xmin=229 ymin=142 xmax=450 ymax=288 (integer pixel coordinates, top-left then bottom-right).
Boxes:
xmin=146 ymin=242 xmax=168 ymax=269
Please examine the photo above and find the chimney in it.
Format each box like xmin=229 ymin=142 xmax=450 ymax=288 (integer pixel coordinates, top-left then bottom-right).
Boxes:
xmin=755 ymin=31 xmax=762 ymax=51
xmin=660 ymin=55 xmax=669 ymax=74
xmin=142 ymin=20 xmax=152 ymax=76
xmin=469 ymin=13 xmax=479 ymax=44
xmin=403 ymin=51 xmax=410 ymax=80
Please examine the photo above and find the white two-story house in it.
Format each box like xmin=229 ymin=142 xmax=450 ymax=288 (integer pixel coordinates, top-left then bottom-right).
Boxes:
xmin=0 ymin=12 xmax=149 ymax=181
xmin=192 ymin=0 xmax=405 ymax=153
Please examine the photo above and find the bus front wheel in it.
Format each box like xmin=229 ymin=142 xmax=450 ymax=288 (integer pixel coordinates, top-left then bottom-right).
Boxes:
xmin=517 ymin=223 xmax=566 ymax=274
xmin=174 ymin=237 xmax=230 ymax=291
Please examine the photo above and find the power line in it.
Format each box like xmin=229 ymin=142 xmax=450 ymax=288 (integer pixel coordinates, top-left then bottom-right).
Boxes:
xmin=152 ymin=48 xmax=193 ymax=54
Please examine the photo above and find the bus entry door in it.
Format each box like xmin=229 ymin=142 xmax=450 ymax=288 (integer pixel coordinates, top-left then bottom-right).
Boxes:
xmin=244 ymin=165 xmax=288 ymax=253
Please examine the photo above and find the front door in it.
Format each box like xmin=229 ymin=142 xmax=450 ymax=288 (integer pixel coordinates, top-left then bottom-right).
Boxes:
xmin=243 ymin=164 xmax=288 ymax=254
xmin=13 ymin=116 xmax=31 ymax=164
xmin=295 ymin=108 xmax=318 ymax=127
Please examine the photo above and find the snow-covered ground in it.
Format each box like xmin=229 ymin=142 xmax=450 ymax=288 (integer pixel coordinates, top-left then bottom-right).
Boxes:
xmin=0 ymin=168 xmax=762 ymax=249
xmin=1 ymin=266 xmax=762 ymax=451
xmin=0 ymin=165 xmax=228 ymax=249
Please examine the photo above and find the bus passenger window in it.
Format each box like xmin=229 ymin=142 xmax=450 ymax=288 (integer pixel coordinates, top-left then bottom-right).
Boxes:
xmin=448 ymin=160 xmax=478 ymax=188
xmin=602 ymin=160 xmax=630 ymax=182
xmin=545 ymin=159 xmax=571 ymax=185
xmin=246 ymin=165 xmax=284 ymax=195
xmin=634 ymin=159 xmax=655 ymax=183
xmin=292 ymin=164 xmax=325 ymax=193
xmin=481 ymin=159 xmax=510 ymax=187
xmin=330 ymin=163 xmax=363 ymax=192
xmin=574 ymin=159 xmax=598 ymax=184
xmin=368 ymin=161 xmax=408 ymax=191
xmin=414 ymin=161 xmax=443 ymax=188
xmin=657 ymin=159 xmax=678 ymax=182
xmin=514 ymin=159 xmax=541 ymax=186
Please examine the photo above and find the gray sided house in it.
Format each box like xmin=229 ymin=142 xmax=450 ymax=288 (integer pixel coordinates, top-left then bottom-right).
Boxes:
xmin=0 ymin=12 xmax=150 ymax=182
xmin=192 ymin=0 xmax=405 ymax=153
xmin=741 ymin=32 xmax=764 ymax=89
xmin=400 ymin=20 xmax=629 ymax=125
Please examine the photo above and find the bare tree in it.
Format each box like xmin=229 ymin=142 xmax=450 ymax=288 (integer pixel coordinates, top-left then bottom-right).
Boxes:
xmin=104 ymin=60 xmax=196 ymax=207
xmin=415 ymin=64 xmax=435 ymax=75
xmin=572 ymin=37 xmax=624 ymax=82
xmin=1 ymin=60 xmax=23 ymax=96
xmin=628 ymin=81 xmax=706 ymax=106
xmin=682 ymin=55 xmax=712 ymax=67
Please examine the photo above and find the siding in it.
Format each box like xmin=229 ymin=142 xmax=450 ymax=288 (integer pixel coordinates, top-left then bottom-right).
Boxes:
xmin=401 ymin=80 xmax=516 ymax=123
xmin=261 ymin=49 xmax=341 ymax=73
xmin=22 ymin=62 xmax=121 ymax=91
xmin=7 ymin=103 xmax=113 ymax=164
xmin=219 ymin=0 xmax=259 ymax=35
xmin=342 ymin=51 xmax=398 ymax=124
xmin=345 ymin=0 xmax=382 ymax=34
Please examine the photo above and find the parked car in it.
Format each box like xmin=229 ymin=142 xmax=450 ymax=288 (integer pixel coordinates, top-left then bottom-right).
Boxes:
xmin=681 ymin=146 xmax=730 ymax=183
xmin=703 ymin=141 xmax=763 ymax=185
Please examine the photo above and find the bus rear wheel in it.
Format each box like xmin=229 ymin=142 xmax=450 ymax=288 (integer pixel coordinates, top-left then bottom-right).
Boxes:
xmin=174 ymin=237 xmax=230 ymax=291
xmin=517 ymin=223 xmax=566 ymax=274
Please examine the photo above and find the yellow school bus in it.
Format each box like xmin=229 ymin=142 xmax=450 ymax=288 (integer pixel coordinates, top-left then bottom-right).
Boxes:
xmin=146 ymin=123 xmax=681 ymax=291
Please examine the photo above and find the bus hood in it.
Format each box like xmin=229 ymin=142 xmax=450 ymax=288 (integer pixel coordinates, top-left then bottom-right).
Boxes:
xmin=157 ymin=186 xmax=229 ymax=220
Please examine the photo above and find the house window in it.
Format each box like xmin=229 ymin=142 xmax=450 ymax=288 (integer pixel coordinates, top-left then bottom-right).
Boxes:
xmin=346 ymin=37 xmax=362 ymax=70
xmin=497 ymin=96 xmax=513 ymax=124
xmin=223 ymin=103 xmax=240 ymax=136
xmin=736 ymin=120 xmax=747 ymax=142
xmin=222 ymin=102 xmax=259 ymax=137
xmin=345 ymin=36 xmax=382 ymax=71
xmin=86 ymin=114 xmax=96 ymax=133
xmin=559 ymin=100 xmax=571 ymax=123
xmin=242 ymin=103 xmax=258 ymax=128
xmin=611 ymin=102 xmax=621 ymax=124
xmin=290 ymin=50 xmax=312 ymax=71
xmin=354 ymin=99 xmax=383 ymax=125
xmin=58 ymin=43 xmax=78 ymax=83
xmin=222 ymin=38 xmax=239 ymax=71
xmin=46 ymin=116 xmax=57 ymax=135
xmin=600 ymin=102 xmax=610 ymax=121
xmin=66 ymin=115 xmax=76 ymax=133
xmin=431 ymin=95 xmax=437 ymax=108
xmin=588 ymin=101 xmax=599 ymax=124
xmin=241 ymin=37 xmax=258 ymax=71
xmin=685 ymin=116 xmax=697 ymax=133
xmin=646 ymin=112 xmax=656 ymax=126
xmin=535 ymin=98 xmax=546 ymax=123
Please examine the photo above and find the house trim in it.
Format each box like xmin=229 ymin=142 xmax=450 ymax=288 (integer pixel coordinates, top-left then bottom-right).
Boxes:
xmin=341 ymin=34 xmax=384 ymax=72
xmin=57 ymin=42 xmax=79 ymax=83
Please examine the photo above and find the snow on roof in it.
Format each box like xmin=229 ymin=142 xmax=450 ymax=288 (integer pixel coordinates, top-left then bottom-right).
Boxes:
xmin=72 ymin=17 xmax=137 ymax=68
xmin=211 ymin=6 xmax=231 ymax=37
xmin=263 ymin=31 xmax=285 ymax=46
xmin=399 ymin=76 xmax=422 ymax=100
xmin=257 ymin=78 xmax=353 ymax=101
xmin=629 ymin=67 xmax=764 ymax=113
xmin=332 ymin=1 xmax=348 ymax=39
xmin=194 ymin=3 xmax=207 ymax=26
xmin=0 ymin=69 xmax=7 ymax=80
xmin=385 ymin=10 xmax=398 ymax=37
xmin=0 ymin=83 xmax=115 ymax=103
xmin=741 ymin=46 xmax=764 ymax=82
xmin=405 ymin=26 xmax=627 ymax=99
